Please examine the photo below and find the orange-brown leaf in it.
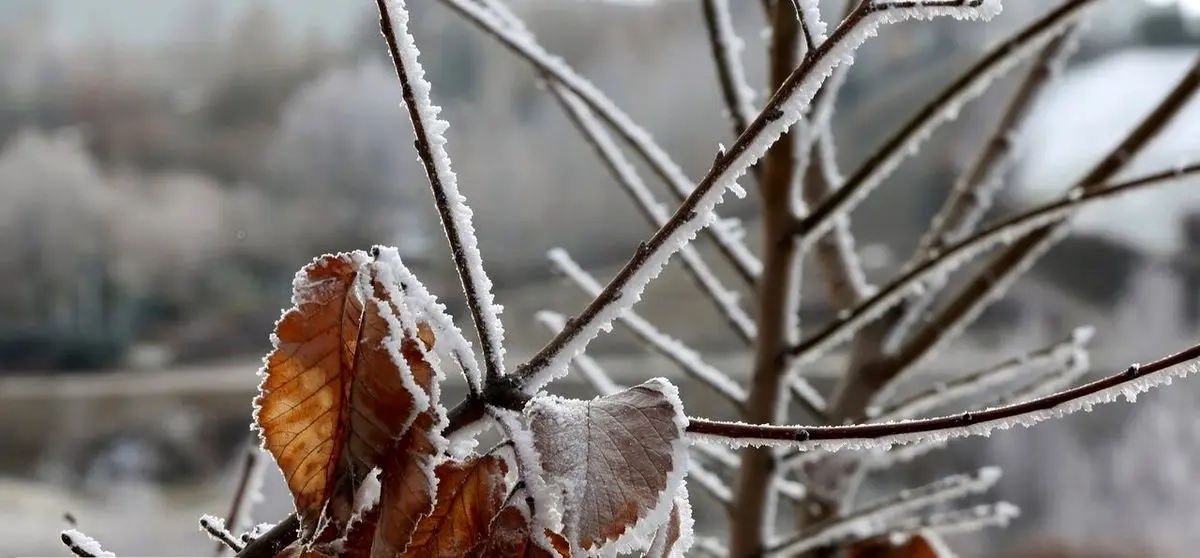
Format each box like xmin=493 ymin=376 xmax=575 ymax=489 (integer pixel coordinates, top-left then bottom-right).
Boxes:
xmin=255 ymin=252 xmax=441 ymax=534
xmin=256 ymin=252 xmax=365 ymax=530
xmin=372 ymin=410 xmax=442 ymax=558
xmin=470 ymin=504 xmax=570 ymax=558
xmin=402 ymin=456 xmax=509 ymax=557
xmin=338 ymin=506 xmax=381 ymax=558
xmin=847 ymin=534 xmax=942 ymax=558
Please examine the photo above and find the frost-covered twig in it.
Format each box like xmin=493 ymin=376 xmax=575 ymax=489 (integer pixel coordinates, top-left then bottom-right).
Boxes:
xmin=788 ymin=162 xmax=1200 ymax=365
xmin=701 ymin=0 xmax=758 ymax=152
xmin=801 ymin=131 xmax=873 ymax=308
xmin=547 ymin=249 xmax=748 ymax=406
xmin=791 ymin=0 xmax=1097 ymax=247
xmin=378 ymin=0 xmax=500 ymax=390
xmin=201 ymin=516 xmax=245 ymax=553
xmin=61 ymin=530 xmax=114 ymax=558
xmin=789 ymin=373 xmax=828 ymax=420
xmin=893 ymin=53 xmax=1200 ymax=377
xmin=445 ymin=0 xmax=763 ymax=286
xmin=547 ymin=85 xmax=757 ymax=344
xmin=690 ymin=339 xmax=1200 ymax=450
xmin=768 ymin=467 xmax=1002 ymax=555
xmin=535 ymin=310 xmax=623 ymax=396
xmin=505 ymin=0 xmax=1000 ymax=412
xmin=214 ymin=445 xmax=264 ymax=555
xmin=693 ymin=536 xmax=730 ymax=558
xmin=872 ymin=326 xmax=1093 ymax=421
xmin=890 ymin=502 xmax=1020 ymax=537
xmin=886 ymin=24 xmax=1084 ymax=353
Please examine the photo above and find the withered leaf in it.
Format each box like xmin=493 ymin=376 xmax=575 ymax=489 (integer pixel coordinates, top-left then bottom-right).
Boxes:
xmin=254 ymin=251 xmax=439 ymax=533
xmin=470 ymin=500 xmax=571 ymax=558
xmin=372 ymin=410 xmax=442 ymax=558
xmin=403 ymin=455 xmax=509 ymax=557
xmin=640 ymin=488 xmax=693 ymax=558
xmin=524 ymin=379 xmax=689 ymax=552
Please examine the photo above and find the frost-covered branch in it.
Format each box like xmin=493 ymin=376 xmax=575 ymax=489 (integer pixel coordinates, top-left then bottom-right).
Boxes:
xmin=788 ymin=162 xmax=1200 ymax=365
xmin=801 ymin=131 xmax=873 ymax=308
xmin=791 ymin=0 xmax=1098 ymax=246
xmin=378 ymin=0 xmax=499 ymax=390
xmin=768 ymin=467 xmax=1003 ymax=555
xmin=872 ymin=326 xmax=1093 ymax=421
xmin=890 ymin=502 xmax=1020 ymax=537
xmin=546 ymin=249 xmax=749 ymax=405
xmin=213 ymin=446 xmax=264 ymax=555
xmin=61 ymin=530 xmax=114 ymax=558
xmin=201 ymin=516 xmax=245 ymax=553
xmin=893 ymin=53 xmax=1200 ymax=377
xmin=547 ymin=85 xmax=757 ymax=344
xmin=445 ymin=0 xmax=763 ymax=286
xmin=505 ymin=0 xmax=1000 ymax=430
xmin=690 ymin=339 xmax=1200 ymax=450
xmin=789 ymin=373 xmax=828 ymax=420
xmin=886 ymin=24 xmax=1084 ymax=352
xmin=701 ymin=0 xmax=758 ymax=153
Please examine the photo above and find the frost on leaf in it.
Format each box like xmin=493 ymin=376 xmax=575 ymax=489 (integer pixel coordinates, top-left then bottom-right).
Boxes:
xmin=523 ymin=378 xmax=690 ymax=553
xmin=471 ymin=495 xmax=572 ymax=558
xmin=640 ymin=486 xmax=694 ymax=558
xmin=372 ymin=409 xmax=443 ymax=557
xmin=405 ymin=455 xmax=510 ymax=556
xmin=253 ymin=250 xmax=441 ymax=534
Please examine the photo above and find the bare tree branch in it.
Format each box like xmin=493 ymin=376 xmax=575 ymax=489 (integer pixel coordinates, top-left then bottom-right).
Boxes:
xmin=546 ymin=83 xmax=757 ymax=344
xmin=446 ymin=0 xmax=764 ymax=286
xmin=61 ymin=530 xmax=113 ymax=558
xmin=892 ymin=53 xmax=1200 ymax=379
xmin=378 ymin=0 xmax=501 ymax=390
xmin=201 ymin=516 xmax=245 ymax=553
xmin=701 ymin=0 xmax=759 ymax=156
xmin=791 ymin=0 xmax=1097 ymax=246
xmin=788 ymin=162 xmax=1200 ymax=365
xmin=690 ymin=339 xmax=1200 ymax=449
xmin=885 ymin=23 xmax=1084 ymax=353
xmin=547 ymin=249 xmax=749 ymax=406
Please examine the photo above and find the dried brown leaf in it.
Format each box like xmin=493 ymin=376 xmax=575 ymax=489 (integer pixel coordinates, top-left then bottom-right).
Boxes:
xmin=470 ymin=501 xmax=571 ymax=558
xmin=403 ymin=455 xmax=509 ymax=557
xmin=254 ymin=252 xmax=441 ymax=533
xmin=371 ymin=410 xmax=442 ymax=558
xmin=524 ymin=379 xmax=689 ymax=552
xmin=847 ymin=533 xmax=942 ymax=558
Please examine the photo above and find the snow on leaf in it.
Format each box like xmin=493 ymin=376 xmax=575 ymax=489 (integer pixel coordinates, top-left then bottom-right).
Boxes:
xmin=404 ymin=455 xmax=510 ymax=556
xmin=640 ymin=485 xmax=694 ymax=558
xmin=253 ymin=251 xmax=442 ymax=534
xmin=372 ymin=410 xmax=444 ymax=558
xmin=471 ymin=494 xmax=572 ymax=558
xmin=523 ymin=378 xmax=690 ymax=554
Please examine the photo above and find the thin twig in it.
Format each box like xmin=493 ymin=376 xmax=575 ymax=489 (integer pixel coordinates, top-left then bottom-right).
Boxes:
xmin=201 ymin=516 xmax=245 ymax=553
xmin=548 ymin=249 xmax=749 ymax=406
xmin=61 ymin=530 xmax=113 ymax=558
xmin=215 ymin=444 xmax=262 ymax=556
xmin=690 ymin=339 xmax=1200 ymax=448
xmin=701 ymin=0 xmax=759 ymax=172
xmin=801 ymin=130 xmax=873 ymax=308
xmin=446 ymin=0 xmax=764 ymax=286
xmin=886 ymin=24 xmax=1083 ymax=353
xmin=379 ymin=0 xmax=502 ymax=390
xmin=788 ymin=162 xmax=1200 ymax=364
xmin=546 ymin=83 xmax=757 ymax=344
xmin=892 ymin=53 xmax=1200 ymax=379
xmin=791 ymin=0 xmax=1097 ymax=245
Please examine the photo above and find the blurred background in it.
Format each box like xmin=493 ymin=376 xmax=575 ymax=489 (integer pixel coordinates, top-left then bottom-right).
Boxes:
xmin=2 ymin=0 xmax=1199 ymax=556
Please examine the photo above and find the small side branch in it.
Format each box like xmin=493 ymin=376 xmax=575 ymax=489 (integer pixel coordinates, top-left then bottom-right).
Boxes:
xmin=378 ymin=0 xmax=502 ymax=390
xmin=201 ymin=516 xmax=245 ymax=553
xmin=547 ymin=84 xmax=757 ymax=344
xmin=61 ymin=530 xmax=114 ymax=558
xmin=788 ymin=163 xmax=1200 ymax=365
xmin=548 ymin=249 xmax=748 ymax=407
xmin=447 ymin=0 xmax=763 ymax=286
xmin=701 ymin=0 xmax=759 ymax=152
xmin=792 ymin=0 xmax=1098 ymax=246
xmin=768 ymin=467 xmax=1002 ymax=555
xmin=690 ymin=340 xmax=1200 ymax=450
